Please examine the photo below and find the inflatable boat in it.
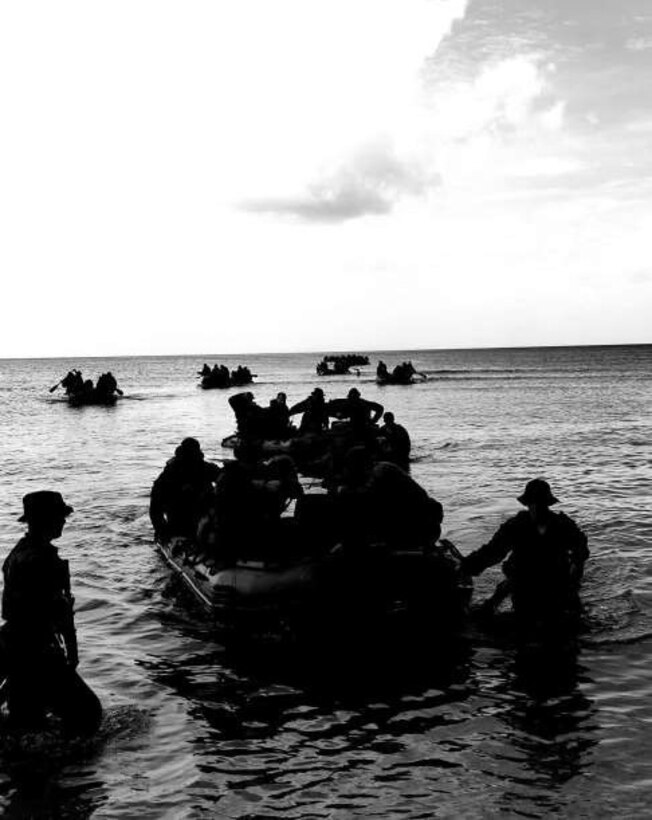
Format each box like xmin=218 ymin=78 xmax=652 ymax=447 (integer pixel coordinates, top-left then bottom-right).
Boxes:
xmin=67 ymin=390 xmax=119 ymax=407
xmin=376 ymin=372 xmax=428 ymax=386
xmin=157 ymin=534 xmax=472 ymax=642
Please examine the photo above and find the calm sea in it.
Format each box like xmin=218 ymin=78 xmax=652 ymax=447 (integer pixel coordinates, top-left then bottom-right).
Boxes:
xmin=0 ymin=345 xmax=651 ymax=818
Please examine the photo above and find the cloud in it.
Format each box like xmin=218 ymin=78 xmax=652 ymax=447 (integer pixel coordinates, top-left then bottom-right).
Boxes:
xmin=240 ymin=137 xmax=439 ymax=222
xmin=240 ymin=50 xmax=571 ymax=220
xmin=430 ymin=56 xmax=552 ymax=141
xmin=626 ymin=36 xmax=652 ymax=51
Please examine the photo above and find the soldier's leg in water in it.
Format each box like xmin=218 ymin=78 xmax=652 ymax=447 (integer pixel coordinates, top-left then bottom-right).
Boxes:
xmin=6 ymin=655 xmax=49 ymax=728
xmin=47 ymin=665 xmax=103 ymax=736
xmin=479 ymin=578 xmax=513 ymax=615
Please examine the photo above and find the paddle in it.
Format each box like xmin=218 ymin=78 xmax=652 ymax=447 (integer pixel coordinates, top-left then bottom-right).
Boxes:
xmin=115 ymin=387 xmax=124 ymax=396
xmin=49 ymin=381 xmax=62 ymax=393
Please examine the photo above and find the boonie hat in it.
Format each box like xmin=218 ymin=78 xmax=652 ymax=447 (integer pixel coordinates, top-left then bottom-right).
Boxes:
xmin=517 ymin=479 xmax=559 ymax=507
xmin=18 ymin=490 xmax=73 ymax=522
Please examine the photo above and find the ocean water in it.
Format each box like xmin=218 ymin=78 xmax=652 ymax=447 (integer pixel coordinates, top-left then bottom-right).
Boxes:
xmin=0 ymin=344 xmax=651 ymax=818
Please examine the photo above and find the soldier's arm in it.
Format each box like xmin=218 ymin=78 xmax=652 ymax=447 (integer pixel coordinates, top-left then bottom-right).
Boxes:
xmin=56 ymin=594 xmax=79 ymax=668
xmin=149 ymin=475 xmax=168 ymax=540
xmin=367 ymin=400 xmax=384 ymax=424
xmin=561 ymin=514 xmax=589 ymax=581
xmin=288 ymin=398 xmax=308 ymax=416
xmin=54 ymin=560 xmax=79 ymax=668
xmin=462 ymin=520 xmax=515 ymax=576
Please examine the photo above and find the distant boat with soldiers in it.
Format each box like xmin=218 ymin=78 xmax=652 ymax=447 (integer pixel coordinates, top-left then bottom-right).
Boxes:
xmin=376 ymin=360 xmax=427 ymax=385
xmin=316 ymin=353 xmax=369 ymax=376
xmin=49 ymin=370 xmax=123 ymax=406
xmin=197 ymin=363 xmax=255 ymax=389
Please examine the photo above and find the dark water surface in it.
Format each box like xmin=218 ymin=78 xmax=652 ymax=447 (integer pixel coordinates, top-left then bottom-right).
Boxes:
xmin=0 ymin=345 xmax=651 ymax=818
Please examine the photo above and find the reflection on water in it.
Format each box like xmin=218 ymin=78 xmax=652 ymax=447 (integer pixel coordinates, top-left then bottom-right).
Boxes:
xmin=134 ymin=587 xmax=601 ymax=818
xmin=493 ymin=642 xmax=597 ymax=815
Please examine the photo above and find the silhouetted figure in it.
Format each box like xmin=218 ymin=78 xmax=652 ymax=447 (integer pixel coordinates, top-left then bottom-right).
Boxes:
xmin=228 ymin=391 xmax=268 ymax=438
xmin=105 ymin=371 xmax=118 ymax=393
xmin=288 ymin=388 xmax=329 ymax=434
xmin=95 ymin=371 xmax=119 ymax=399
xmin=376 ymin=360 xmax=389 ymax=380
xmin=377 ymin=411 xmax=411 ymax=468
xmin=328 ymin=388 xmax=384 ymax=437
xmin=1 ymin=491 xmax=102 ymax=735
xmin=393 ymin=361 xmax=413 ymax=381
xmin=198 ymin=454 xmax=303 ymax=565
xmin=198 ymin=461 xmax=259 ymax=565
xmin=331 ymin=446 xmax=442 ymax=549
xmin=462 ymin=479 xmax=589 ymax=623
xmin=149 ymin=438 xmax=221 ymax=542
xmin=230 ymin=366 xmax=249 ymax=386
xmin=204 ymin=365 xmax=229 ymax=388
xmin=60 ymin=370 xmax=84 ymax=396
xmin=268 ymin=392 xmax=291 ymax=438
xmin=198 ymin=363 xmax=211 ymax=377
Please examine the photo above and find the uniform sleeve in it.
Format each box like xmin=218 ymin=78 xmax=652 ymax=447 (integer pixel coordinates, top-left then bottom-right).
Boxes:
xmin=560 ymin=513 xmax=589 ymax=574
xmin=463 ymin=519 xmax=515 ymax=576
xmin=288 ymin=398 xmax=308 ymax=416
xmin=149 ymin=472 xmax=168 ymax=533
xmin=367 ymin=400 xmax=384 ymax=424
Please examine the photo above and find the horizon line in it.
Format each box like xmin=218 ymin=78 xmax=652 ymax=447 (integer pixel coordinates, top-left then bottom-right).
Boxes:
xmin=0 ymin=340 xmax=650 ymax=362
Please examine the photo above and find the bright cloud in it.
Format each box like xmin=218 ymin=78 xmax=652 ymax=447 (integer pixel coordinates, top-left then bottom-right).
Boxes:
xmin=241 ymin=48 xmax=567 ymax=220
xmin=241 ymin=135 xmax=439 ymax=222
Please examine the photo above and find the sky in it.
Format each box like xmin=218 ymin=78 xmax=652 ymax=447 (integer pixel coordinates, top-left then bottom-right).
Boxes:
xmin=1 ymin=0 xmax=651 ymax=357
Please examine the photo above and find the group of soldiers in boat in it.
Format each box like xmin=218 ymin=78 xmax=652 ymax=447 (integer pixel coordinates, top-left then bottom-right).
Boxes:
xmin=150 ymin=436 xmax=442 ymax=575
xmin=150 ymin=388 xmax=590 ymax=628
xmin=0 ymin=381 xmax=590 ymax=738
xmin=376 ymin=360 xmax=424 ymax=385
xmin=316 ymin=353 xmax=369 ymax=376
xmin=51 ymin=369 xmax=122 ymax=404
xmin=227 ymin=387 xmax=411 ymax=470
xmin=198 ymin=363 xmax=254 ymax=389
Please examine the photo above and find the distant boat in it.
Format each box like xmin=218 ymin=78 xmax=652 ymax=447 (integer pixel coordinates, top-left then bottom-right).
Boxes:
xmin=316 ymin=353 xmax=367 ymax=376
xmin=376 ymin=372 xmax=427 ymax=386
xmin=199 ymin=366 xmax=255 ymax=389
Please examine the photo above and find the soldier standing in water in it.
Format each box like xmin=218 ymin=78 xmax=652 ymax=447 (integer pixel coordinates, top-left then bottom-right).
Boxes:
xmin=1 ymin=491 xmax=102 ymax=735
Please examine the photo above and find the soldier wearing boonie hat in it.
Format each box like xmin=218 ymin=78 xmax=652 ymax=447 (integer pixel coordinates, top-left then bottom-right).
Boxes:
xmin=462 ymin=479 xmax=589 ymax=622
xmin=1 ymin=491 xmax=102 ymax=734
